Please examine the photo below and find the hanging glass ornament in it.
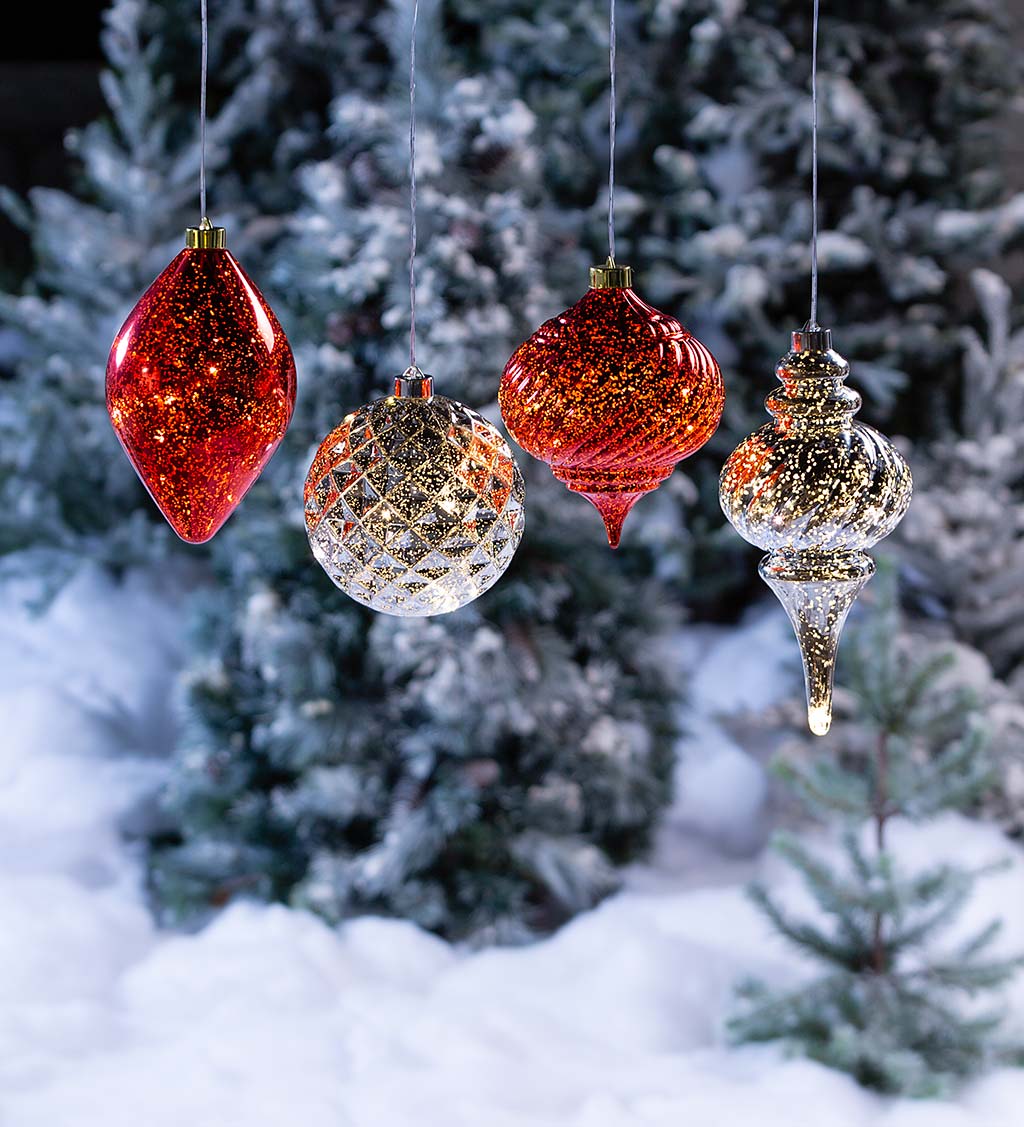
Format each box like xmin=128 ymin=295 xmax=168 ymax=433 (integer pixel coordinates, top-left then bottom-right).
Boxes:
xmin=498 ymin=2 xmax=723 ymax=547
xmin=105 ymin=0 xmax=295 ymax=543
xmin=719 ymin=0 xmax=912 ymax=736
xmin=719 ymin=325 xmax=912 ymax=734
xmin=107 ymin=220 xmax=296 ymax=543
xmin=500 ymin=260 xmax=724 ymax=547
xmin=304 ymin=0 xmax=525 ymax=616
xmin=305 ymin=367 xmax=525 ymax=616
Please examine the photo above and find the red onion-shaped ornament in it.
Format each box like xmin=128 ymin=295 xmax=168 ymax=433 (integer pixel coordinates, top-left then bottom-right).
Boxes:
xmin=106 ymin=219 xmax=296 ymax=543
xmin=499 ymin=259 xmax=724 ymax=547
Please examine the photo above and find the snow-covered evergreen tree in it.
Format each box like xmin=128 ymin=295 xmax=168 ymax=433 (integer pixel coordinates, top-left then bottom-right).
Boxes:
xmin=731 ymin=574 xmax=1024 ymax=1097
xmin=148 ymin=0 xmax=687 ymax=944
xmin=1 ymin=0 xmax=1021 ymax=941
xmin=899 ymin=269 xmax=1024 ymax=673
xmin=893 ymin=268 xmax=1024 ymax=836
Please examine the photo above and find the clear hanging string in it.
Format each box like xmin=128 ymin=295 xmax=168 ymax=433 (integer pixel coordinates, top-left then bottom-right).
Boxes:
xmin=809 ymin=0 xmax=820 ymax=327
xmin=200 ymin=0 xmax=208 ymax=219
xmin=408 ymin=0 xmax=419 ymax=368
xmin=608 ymin=0 xmax=617 ymax=263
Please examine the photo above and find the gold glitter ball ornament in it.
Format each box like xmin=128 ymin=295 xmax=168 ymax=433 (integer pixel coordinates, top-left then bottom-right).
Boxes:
xmin=719 ymin=325 xmax=912 ymax=735
xmin=304 ymin=368 xmax=526 ymax=616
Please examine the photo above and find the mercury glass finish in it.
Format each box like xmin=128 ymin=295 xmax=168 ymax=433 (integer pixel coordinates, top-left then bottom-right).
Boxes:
xmin=499 ymin=263 xmax=724 ymax=548
xmin=106 ymin=229 xmax=296 ymax=544
xmin=719 ymin=327 xmax=912 ymax=734
xmin=305 ymin=369 xmax=525 ymax=617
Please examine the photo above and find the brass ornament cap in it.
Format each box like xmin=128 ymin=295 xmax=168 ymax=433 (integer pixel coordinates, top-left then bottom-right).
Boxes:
xmin=589 ymin=257 xmax=634 ymax=290
xmin=719 ymin=326 xmax=912 ymax=734
xmin=185 ymin=216 xmax=227 ymax=249
xmin=305 ymin=380 xmax=526 ymax=617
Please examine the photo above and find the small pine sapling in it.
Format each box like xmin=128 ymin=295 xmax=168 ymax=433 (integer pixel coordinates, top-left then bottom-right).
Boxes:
xmin=730 ymin=571 xmax=1024 ymax=1097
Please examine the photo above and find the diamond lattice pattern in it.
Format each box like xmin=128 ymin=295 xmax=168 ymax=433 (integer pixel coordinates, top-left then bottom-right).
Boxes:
xmin=305 ymin=394 xmax=525 ymax=616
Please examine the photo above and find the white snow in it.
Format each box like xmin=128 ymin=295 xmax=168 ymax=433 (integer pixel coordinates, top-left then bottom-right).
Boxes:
xmin=0 ymin=569 xmax=1022 ymax=1126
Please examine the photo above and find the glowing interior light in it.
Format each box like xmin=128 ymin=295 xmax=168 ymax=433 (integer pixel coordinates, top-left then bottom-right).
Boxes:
xmin=718 ymin=329 xmax=912 ymax=737
xmin=305 ymin=373 xmax=525 ymax=617
xmin=807 ymin=704 xmax=832 ymax=737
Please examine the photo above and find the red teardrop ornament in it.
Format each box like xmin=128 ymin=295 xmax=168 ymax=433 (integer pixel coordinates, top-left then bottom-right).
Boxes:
xmin=106 ymin=233 xmax=296 ymax=543
xmin=499 ymin=264 xmax=724 ymax=547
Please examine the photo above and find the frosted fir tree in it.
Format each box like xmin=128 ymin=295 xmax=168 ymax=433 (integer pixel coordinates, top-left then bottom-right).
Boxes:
xmin=23 ymin=0 xmax=675 ymax=944
xmin=730 ymin=575 xmax=1024 ymax=1097
xmin=2 ymin=0 xmax=1022 ymax=942
xmin=894 ymin=269 xmax=1024 ymax=835
xmin=898 ymin=269 xmax=1024 ymax=675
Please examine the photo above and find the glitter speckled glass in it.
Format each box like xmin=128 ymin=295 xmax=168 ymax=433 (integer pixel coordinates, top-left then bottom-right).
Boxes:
xmin=719 ymin=326 xmax=912 ymax=734
xmin=305 ymin=369 xmax=525 ymax=616
xmin=106 ymin=226 xmax=296 ymax=544
xmin=499 ymin=262 xmax=725 ymax=547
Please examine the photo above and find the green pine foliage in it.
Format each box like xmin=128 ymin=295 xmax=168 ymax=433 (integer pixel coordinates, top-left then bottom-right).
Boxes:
xmin=730 ymin=575 xmax=1024 ymax=1097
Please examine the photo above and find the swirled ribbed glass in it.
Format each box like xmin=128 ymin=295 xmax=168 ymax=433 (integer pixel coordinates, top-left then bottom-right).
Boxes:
xmin=500 ymin=280 xmax=724 ymax=547
xmin=719 ymin=331 xmax=912 ymax=734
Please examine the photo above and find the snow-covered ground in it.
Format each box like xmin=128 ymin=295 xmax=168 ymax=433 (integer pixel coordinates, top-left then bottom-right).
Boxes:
xmin=1 ymin=568 xmax=1022 ymax=1127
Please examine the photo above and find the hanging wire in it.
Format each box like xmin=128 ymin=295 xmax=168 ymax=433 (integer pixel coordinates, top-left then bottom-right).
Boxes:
xmin=200 ymin=0 xmax=208 ymax=219
xmin=608 ymin=0 xmax=617 ymax=262
xmin=408 ymin=0 xmax=419 ymax=368
xmin=809 ymin=0 xmax=820 ymax=326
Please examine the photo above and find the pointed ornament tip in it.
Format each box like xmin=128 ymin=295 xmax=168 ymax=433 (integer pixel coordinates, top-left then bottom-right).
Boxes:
xmin=581 ymin=490 xmax=644 ymax=548
xmin=807 ymin=703 xmax=832 ymax=737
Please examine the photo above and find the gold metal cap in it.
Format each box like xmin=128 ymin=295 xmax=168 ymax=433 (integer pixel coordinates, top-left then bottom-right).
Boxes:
xmin=185 ymin=217 xmax=227 ymax=249
xmin=589 ymin=257 xmax=633 ymax=290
